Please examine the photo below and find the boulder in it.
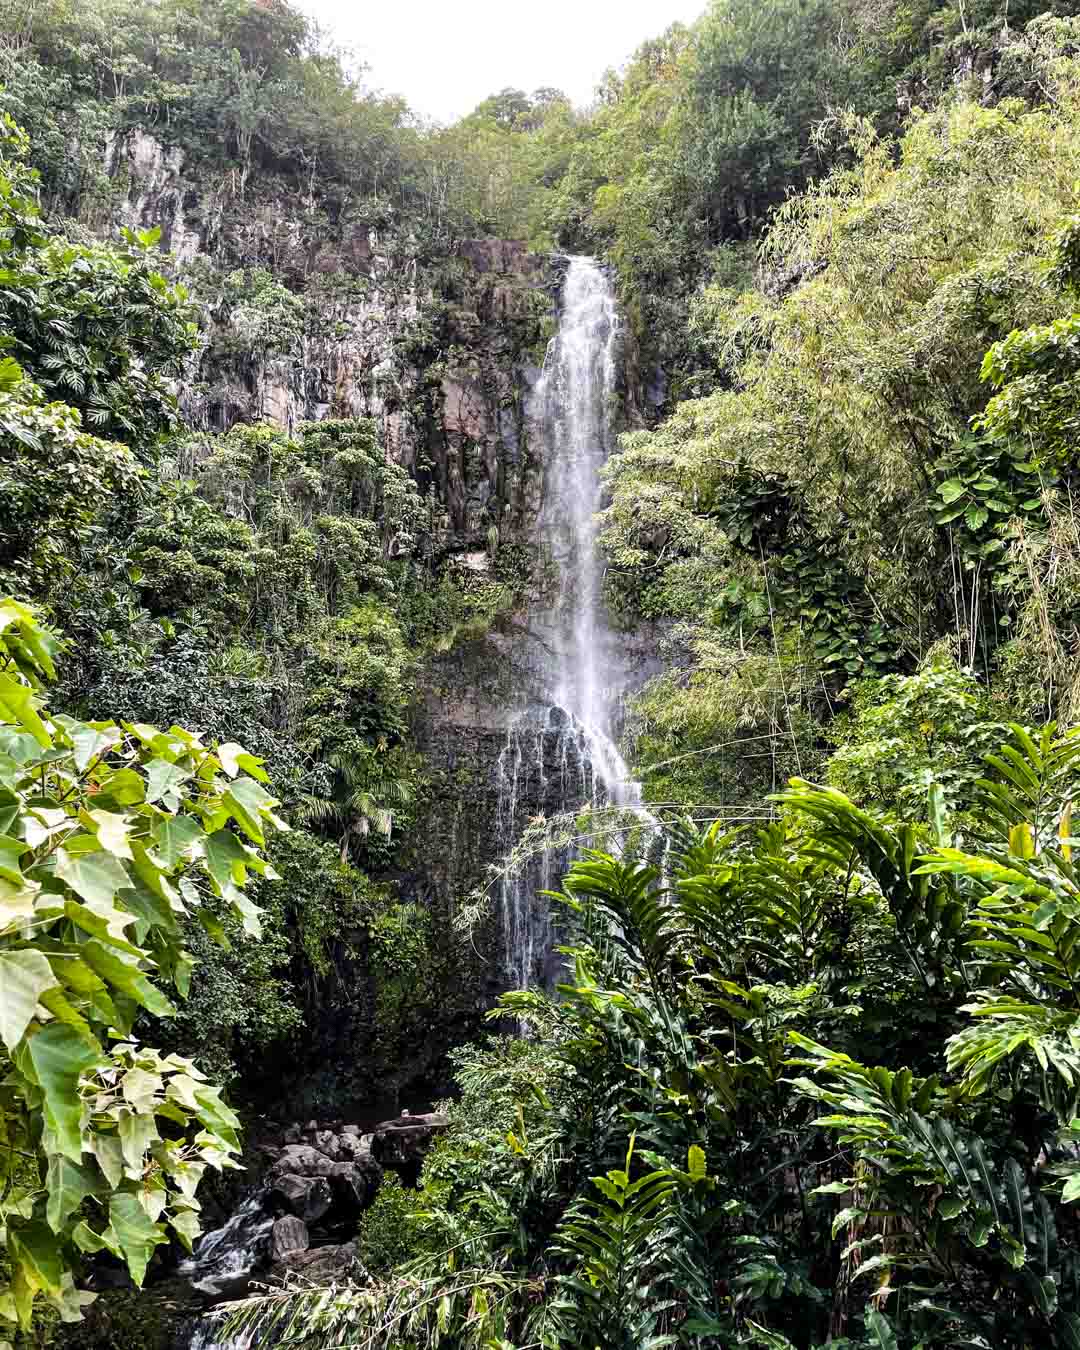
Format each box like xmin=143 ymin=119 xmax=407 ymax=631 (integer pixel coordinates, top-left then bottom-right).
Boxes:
xmin=283 ymin=1124 xmax=301 ymax=1145
xmin=336 ymin=1132 xmax=374 ymax=1163
xmin=315 ymin=1129 xmax=342 ymax=1159
xmin=341 ymin=1124 xmax=361 ymax=1137
xmin=327 ymin=1159 xmax=383 ymax=1213
xmin=270 ymin=1145 xmax=337 ymax=1177
xmin=268 ymin=1174 xmax=332 ymax=1223
xmin=271 ymin=1215 xmax=309 ymax=1260
xmin=372 ymin=1112 xmax=449 ymax=1174
xmin=280 ymin=1241 xmax=360 ymax=1281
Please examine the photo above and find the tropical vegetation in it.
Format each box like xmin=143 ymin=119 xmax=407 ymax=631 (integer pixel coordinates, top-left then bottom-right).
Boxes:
xmin=5 ymin=0 xmax=1080 ymax=1345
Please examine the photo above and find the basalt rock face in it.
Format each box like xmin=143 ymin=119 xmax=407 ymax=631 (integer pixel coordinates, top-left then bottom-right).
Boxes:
xmin=103 ymin=127 xmax=564 ymax=557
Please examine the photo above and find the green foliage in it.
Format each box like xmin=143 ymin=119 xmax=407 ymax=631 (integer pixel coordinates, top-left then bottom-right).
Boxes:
xmin=627 ymin=631 xmax=821 ymax=813
xmin=0 ymin=598 xmax=286 ymax=1328
xmin=0 ymin=110 xmax=194 ymax=449
xmin=0 ymin=111 xmax=193 ymax=597
xmin=0 ymin=0 xmax=418 ymax=230
xmin=603 ymin=55 xmax=1080 ymax=810
xmin=229 ymin=711 xmax=1080 ymax=1347
xmin=356 ymin=1174 xmax=429 ymax=1276
xmin=551 ymin=1136 xmax=686 ymax=1350
xmin=826 ymin=655 xmax=1007 ymax=818
xmin=0 ymin=354 xmax=137 ymax=596
xmin=0 ymin=98 xmax=507 ymax=1103
xmin=14 ymin=5 xmax=1080 ymax=1345
xmin=684 ymin=0 xmax=857 ymax=237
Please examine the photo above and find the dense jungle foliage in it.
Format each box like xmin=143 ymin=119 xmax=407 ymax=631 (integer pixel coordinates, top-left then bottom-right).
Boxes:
xmin=233 ymin=717 xmax=1080 ymax=1348
xmin=6 ymin=0 xmax=1080 ymax=1345
xmin=0 ymin=74 xmax=514 ymax=1118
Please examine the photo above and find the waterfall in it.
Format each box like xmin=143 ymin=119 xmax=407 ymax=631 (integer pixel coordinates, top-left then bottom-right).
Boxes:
xmin=541 ymin=257 xmax=642 ymax=808
xmin=177 ymin=1190 xmax=273 ymax=1298
xmin=186 ymin=1319 xmax=251 ymax=1350
xmin=496 ymin=257 xmax=645 ymax=993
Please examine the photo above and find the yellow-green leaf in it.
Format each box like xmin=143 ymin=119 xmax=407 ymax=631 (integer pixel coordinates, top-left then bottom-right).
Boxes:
xmin=0 ymin=950 xmax=58 ymax=1051
xmin=55 ymin=848 xmax=131 ymax=911
xmin=87 ymin=810 xmax=133 ymax=861
xmin=27 ymin=1024 xmax=101 ymax=1162
xmin=105 ymin=1194 xmax=165 ymax=1286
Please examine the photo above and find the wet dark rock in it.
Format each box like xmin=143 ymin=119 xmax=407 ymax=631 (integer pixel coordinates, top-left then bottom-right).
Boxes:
xmin=372 ymin=1112 xmax=450 ymax=1178
xmin=270 ymin=1145 xmax=337 ymax=1177
xmin=336 ymin=1131 xmax=374 ymax=1163
xmin=279 ymin=1242 xmax=361 ymax=1281
xmin=268 ymin=1174 xmax=332 ymax=1223
xmin=328 ymin=1159 xmax=383 ymax=1213
xmin=271 ymin=1215 xmax=309 ymax=1260
xmin=283 ymin=1123 xmax=301 ymax=1144
xmin=315 ymin=1129 xmax=342 ymax=1159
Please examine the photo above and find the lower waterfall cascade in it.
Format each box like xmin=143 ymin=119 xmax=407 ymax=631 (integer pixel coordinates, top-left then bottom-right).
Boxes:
xmin=495 ymin=256 xmax=646 ymax=993
xmin=177 ymin=1192 xmax=274 ymax=1299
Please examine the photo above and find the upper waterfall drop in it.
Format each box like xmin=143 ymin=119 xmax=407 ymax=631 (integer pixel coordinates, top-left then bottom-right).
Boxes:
xmin=494 ymin=257 xmax=647 ymax=997
xmin=535 ymin=256 xmax=641 ymax=809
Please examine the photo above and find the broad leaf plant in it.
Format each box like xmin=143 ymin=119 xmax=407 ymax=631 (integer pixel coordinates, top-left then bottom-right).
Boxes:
xmin=0 ymin=598 xmax=286 ymax=1332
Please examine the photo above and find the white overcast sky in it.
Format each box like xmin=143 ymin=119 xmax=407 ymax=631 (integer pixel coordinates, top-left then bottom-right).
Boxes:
xmin=301 ymin=0 xmax=707 ymax=124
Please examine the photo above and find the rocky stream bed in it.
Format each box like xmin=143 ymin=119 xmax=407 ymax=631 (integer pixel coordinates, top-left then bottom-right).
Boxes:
xmin=62 ymin=1112 xmax=449 ymax=1350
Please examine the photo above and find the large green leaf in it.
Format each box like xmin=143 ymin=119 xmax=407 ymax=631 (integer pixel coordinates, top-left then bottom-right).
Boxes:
xmin=224 ymin=776 xmax=281 ymax=845
xmin=0 ymin=949 xmax=57 ymax=1051
xmin=63 ymin=899 xmax=141 ymax=950
xmin=55 ymin=847 xmax=132 ymax=911
xmin=117 ymin=1107 xmax=159 ymax=1170
xmin=143 ymin=759 xmax=189 ymax=806
xmin=79 ymin=941 xmax=174 ymax=1017
xmin=169 ymin=1206 xmax=202 ymax=1253
xmin=121 ymin=1066 xmax=162 ymax=1112
xmin=48 ymin=952 xmax=118 ymax=1026
xmin=27 ymin=1024 xmax=101 ymax=1162
xmin=864 ymin=1308 xmax=899 ymax=1350
xmin=151 ymin=814 xmax=201 ymax=870
xmin=105 ymin=1193 xmax=165 ymax=1286
xmin=53 ymin=1273 xmax=97 ymax=1324
xmin=203 ymin=828 xmax=249 ymax=891
xmin=64 ymin=721 xmax=121 ymax=774
xmin=938 ymin=478 xmax=967 ymax=504
xmin=217 ymin=742 xmax=268 ymax=782
xmin=0 ymin=875 xmax=40 ymax=925
xmin=0 ymin=832 xmax=26 ymax=885
xmin=0 ymin=672 xmax=51 ymax=747
xmin=86 ymin=810 xmax=133 ymax=861
xmin=9 ymin=1221 xmax=64 ymax=1297
xmin=45 ymin=1156 xmax=100 ymax=1234
xmin=88 ymin=1135 xmax=124 ymax=1189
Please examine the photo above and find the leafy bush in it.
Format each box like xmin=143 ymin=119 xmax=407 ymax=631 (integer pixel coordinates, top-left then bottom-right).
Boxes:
xmin=0 ymin=599 xmax=286 ymax=1329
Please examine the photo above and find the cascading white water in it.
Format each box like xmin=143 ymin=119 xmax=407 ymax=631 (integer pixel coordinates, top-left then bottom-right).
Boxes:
xmin=178 ymin=1191 xmax=273 ymax=1298
xmin=186 ymin=1319 xmax=251 ymax=1350
xmin=497 ymin=257 xmax=645 ymax=993
xmin=540 ymin=257 xmax=643 ymax=808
